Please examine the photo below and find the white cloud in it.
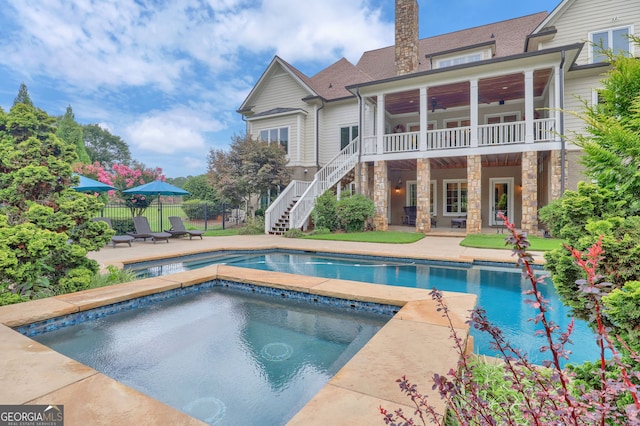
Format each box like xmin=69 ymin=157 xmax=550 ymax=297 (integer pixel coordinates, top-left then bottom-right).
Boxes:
xmin=125 ymin=106 xmax=223 ymax=154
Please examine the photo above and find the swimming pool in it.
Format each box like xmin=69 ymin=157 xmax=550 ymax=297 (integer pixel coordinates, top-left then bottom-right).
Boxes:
xmin=28 ymin=282 xmax=390 ymax=425
xmin=129 ymin=250 xmax=601 ymax=366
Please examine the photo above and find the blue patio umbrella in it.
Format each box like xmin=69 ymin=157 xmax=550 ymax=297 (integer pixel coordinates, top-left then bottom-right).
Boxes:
xmin=72 ymin=174 xmax=117 ymax=193
xmin=122 ymin=180 xmax=190 ymax=231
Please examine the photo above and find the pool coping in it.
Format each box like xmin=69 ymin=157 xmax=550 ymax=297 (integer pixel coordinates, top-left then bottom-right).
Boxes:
xmin=0 ymin=262 xmax=476 ymax=425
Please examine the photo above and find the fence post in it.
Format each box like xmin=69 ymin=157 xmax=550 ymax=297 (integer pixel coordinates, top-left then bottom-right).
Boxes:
xmin=222 ymin=203 xmax=226 ymax=230
xmin=204 ymin=202 xmax=208 ymax=231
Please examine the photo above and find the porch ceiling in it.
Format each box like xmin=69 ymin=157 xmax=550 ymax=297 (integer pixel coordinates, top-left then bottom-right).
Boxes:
xmin=387 ymin=153 xmax=522 ymax=171
xmin=383 ymin=68 xmax=552 ymax=116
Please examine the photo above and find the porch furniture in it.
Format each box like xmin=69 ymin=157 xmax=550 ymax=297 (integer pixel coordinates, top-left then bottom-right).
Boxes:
xmin=165 ymin=216 xmax=204 ymax=240
xmin=451 ymin=215 xmax=467 ymax=228
xmin=402 ymin=206 xmax=416 ymax=226
xmin=92 ymin=217 xmax=135 ymax=248
xmin=402 ymin=206 xmax=437 ymax=227
xmin=128 ymin=216 xmax=172 ymax=243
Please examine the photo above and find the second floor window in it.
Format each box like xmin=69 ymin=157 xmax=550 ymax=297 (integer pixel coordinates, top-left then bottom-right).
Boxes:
xmin=436 ymin=53 xmax=483 ymax=69
xmin=590 ymin=26 xmax=632 ymax=63
xmin=259 ymin=127 xmax=289 ymax=154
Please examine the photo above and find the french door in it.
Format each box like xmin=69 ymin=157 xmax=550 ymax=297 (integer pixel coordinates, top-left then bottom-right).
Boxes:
xmin=490 ymin=178 xmax=513 ymax=226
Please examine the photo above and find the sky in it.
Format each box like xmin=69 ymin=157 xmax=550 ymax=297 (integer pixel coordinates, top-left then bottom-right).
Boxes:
xmin=0 ymin=0 xmax=562 ymax=178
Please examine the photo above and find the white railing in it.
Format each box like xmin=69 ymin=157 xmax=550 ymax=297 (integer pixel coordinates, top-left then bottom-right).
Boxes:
xmin=534 ymin=118 xmax=555 ymax=141
xmin=361 ymin=119 xmax=558 ymax=156
xmin=288 ymin=138 xmax=359 ymax=230
xmin=426 ymin=126 xmax=472 ymax=150
xmin=479 ymin=121 xmax=525 ymax=146
xmin=264 ymin=180 xmax=311 ymax=234
xmin=384 ymin=131 xmax=419 ymax=152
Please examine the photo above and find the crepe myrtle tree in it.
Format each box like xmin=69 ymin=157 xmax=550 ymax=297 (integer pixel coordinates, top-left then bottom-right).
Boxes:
xmin=0 ymin=101 xmax=111 ymax=303
xmin=74 ymin=161 xmax=164 ymax=217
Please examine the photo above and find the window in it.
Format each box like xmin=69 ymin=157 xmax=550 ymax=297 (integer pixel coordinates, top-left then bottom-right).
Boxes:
xmin=340 ymin=125 xmax=358 ymax=150
xmin=443 ymin=180 xmax=467 ymax=215
xmin=259 ymin=127 xmax=289 ymax=154
xmin=406 ymin=180 xmax=437 ymax=214
xmin=436 ymin=53 xmax=483 ymax=68
xmin=590 ymin=26 xmax=632 ymax=63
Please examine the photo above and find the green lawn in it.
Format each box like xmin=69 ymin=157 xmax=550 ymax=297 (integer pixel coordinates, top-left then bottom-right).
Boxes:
xmin=303 ymin=231 xmax=425 ymax=244
xmin=460 ymin=233 xmax=565 ymax=251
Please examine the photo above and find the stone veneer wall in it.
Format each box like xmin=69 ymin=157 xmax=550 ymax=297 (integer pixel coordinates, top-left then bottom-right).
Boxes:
xmin=395 ymin=0 xmax=419 ymax=76
xmin=522 ymin=151 xmax=539 ymax=235
xmin=416 ymin=158 xmax=431 ymax=233
xmin=466 ymin=155 xmax=482 ymax=234
xmin=373 ymin=160 xmax=389 ymax=230
xmin=550 ymin=149 xmax=569 ymax=199
xmin=356 ymin=162 xmax=371 ymax=198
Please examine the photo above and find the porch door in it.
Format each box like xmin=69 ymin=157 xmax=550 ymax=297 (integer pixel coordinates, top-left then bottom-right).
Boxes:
xmin=490 ymin=178 xmax=514 ymax=226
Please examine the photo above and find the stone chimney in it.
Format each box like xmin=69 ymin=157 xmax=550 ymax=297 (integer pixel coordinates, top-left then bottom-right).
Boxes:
xmin=395 ymin=0 xmax=419 ymax=76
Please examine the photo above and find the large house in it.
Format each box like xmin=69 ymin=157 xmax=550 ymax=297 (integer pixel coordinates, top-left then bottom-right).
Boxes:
xmin=237 ymin=0 xmax=639 ymax=235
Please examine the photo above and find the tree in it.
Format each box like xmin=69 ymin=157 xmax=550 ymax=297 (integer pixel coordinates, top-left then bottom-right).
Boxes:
xmin=57 ymin=105 xmax=90 ymax=164
xmin=207 ymin=134 xmax=290 ymax=213
xmin=83 ymin=123 xmax=131 ymax=166
xmin=183 ymin=174 xmax=218 ymax=202
xmin=0 ymin=102 xmax=111 ymax=302
xmin=13 ymin=82 xmax=33 ymax=107
xmin=539 ymin=37 xmax=640 ymax=358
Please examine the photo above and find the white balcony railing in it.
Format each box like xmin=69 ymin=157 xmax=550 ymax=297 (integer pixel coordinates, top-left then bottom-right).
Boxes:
xmin=361 ymin=118 xmax=556 ymax=156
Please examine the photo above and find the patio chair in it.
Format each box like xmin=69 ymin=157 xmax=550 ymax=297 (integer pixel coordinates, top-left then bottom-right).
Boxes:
xmin=128 ymin=216 xmax=172 ymax=243
xmin=92 ymin=217 xmax=135 ymax=248
xmin=451 ymin=214 xmax=467 ymax=228
xmin=165 ymin=216 xmax=204 ymax=240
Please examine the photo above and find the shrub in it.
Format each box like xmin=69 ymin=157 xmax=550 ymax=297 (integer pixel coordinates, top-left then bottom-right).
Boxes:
xmin=88 ymin=265 xmax=137 ymax=289
xmin=182 ymin=199 xmax=222 ymax=221
xmin=337 ymin=194 xmax=375 ymax=232
xmin=110 ymin=217 xmax=135 ymax=234
xmin=283 ymin=228 xmax=304 ymax=238
xmin=313 ymin=191 xmax=339 ymax=231
xmin=238 ymin=215 xmax=264 ymax=235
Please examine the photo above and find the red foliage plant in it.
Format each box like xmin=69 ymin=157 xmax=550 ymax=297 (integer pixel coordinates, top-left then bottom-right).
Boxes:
xmin=380 ymin=214 xmax=640 ymax=425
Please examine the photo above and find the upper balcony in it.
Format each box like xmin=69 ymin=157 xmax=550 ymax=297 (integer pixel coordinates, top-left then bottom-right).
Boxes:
xmin=362 ymin=118 xmax=556 ymax=156
xmin=356 ymin=63 xmax=566 ymax=161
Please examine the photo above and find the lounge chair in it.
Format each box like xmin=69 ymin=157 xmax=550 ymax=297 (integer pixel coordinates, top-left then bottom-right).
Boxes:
xmin=165 ymin=216 xmax=204 ymax=240
xmin=128 ymin=216 xmax=172 ymax=243
xmin=92 ymin=217 xmax=135 ymax=248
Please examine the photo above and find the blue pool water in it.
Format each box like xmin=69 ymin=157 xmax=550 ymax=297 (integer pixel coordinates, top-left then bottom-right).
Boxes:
xmin=31 ymin=285 xmax=388 ymax=425
xmin=131 ymin=251 xmax=601 ymax=366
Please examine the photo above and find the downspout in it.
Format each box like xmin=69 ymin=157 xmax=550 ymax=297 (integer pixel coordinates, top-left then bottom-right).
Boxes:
xmin=356 ymin=87 xmax=363 ymax=194
xmin=315 ymin=100 xmax=325 ymax=171
xmin=559 ymin=50 xmax=566 ymax=195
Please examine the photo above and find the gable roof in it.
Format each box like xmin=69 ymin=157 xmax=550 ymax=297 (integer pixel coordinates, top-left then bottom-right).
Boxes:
xmin=356 ymin=12 xmax=549 ymax=80
xmin=532 ymin=0 xmax=574 ymax=34
xmin=308 ymin=58 xmax=373 ymax=100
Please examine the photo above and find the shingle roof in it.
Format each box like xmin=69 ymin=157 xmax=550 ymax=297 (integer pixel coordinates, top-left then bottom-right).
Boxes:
xmin=308 ymin=58 xmax=374 ymax=100
xmin=356 ymin=12 xmax=548 ymax=81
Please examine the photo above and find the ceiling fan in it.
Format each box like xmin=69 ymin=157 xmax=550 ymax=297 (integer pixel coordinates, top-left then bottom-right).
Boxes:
xmin=431 ymin=97 xmax=446 ymax=112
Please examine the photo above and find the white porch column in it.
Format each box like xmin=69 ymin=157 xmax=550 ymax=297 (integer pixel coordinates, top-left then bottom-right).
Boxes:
xmin=470 ymin=79 xmax=478 ymax=147
xmin=525 ymin=70 xmax=534 ymax=143
xmin=554 ymin=65 xmax=562 ymax=142
xmin=376 ymin=93 xmax=385 ymax=155
xmin=419 ymin=86 xmax=428 ymax=151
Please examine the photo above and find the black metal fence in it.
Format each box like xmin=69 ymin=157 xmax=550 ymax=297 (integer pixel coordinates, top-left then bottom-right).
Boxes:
xmin=97 ymin=200 xmax=244 ymax=234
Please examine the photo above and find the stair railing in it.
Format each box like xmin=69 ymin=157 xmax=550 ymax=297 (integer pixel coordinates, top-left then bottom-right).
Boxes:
xmin=264 ymin=180 xmax=311 ymax=234
xmin=288 ymin=138 xmax=359 ymax=230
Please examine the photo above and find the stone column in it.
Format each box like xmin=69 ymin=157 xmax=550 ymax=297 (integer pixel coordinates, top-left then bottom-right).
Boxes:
xmin=373 ymin=160 xmax=389 ymax=231
xmin=466 ymin=155 xmax=482 ymax=234
xmin=416 ymin=158 xmax=431 ymax=233
xmin=549 ymin=149 xmax=565 ymax=201
xmin=522 ymin=151 xmax=539 ymax=235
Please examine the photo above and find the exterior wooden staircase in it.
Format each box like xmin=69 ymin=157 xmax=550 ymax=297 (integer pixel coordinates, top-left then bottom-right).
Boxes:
xmin=265 ymin=138 xmax=359 ymax=235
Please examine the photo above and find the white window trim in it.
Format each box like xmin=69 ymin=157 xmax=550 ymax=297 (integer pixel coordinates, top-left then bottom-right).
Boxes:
xmin=443 ymin=179 xmax=467 ymax=216
xmin=258 ymin=126 xmax=290 ymax=156
xmin=444 ymin=117 xmax=471 ymax=127
xmin=483 ymin=111 xmax=522 ymax=123
xmin=405 ymin=180 xmax=437 ymax=215
xmin=588 ymin=25 xmax=634 ymax=63
xmin=435 ymin=52 xmax=485 ymax=69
